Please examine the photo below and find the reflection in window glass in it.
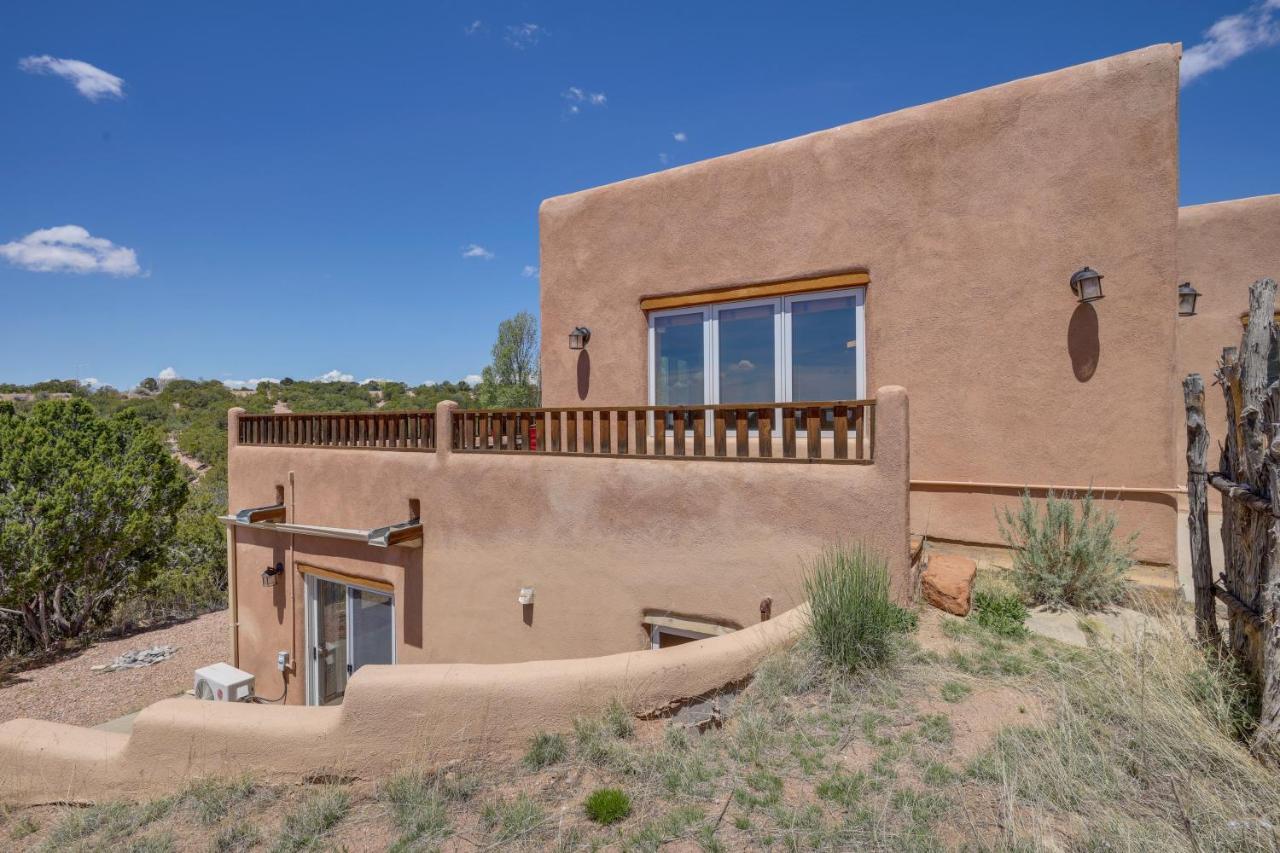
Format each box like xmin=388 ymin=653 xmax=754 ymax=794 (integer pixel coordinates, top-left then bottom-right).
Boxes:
xmin=718 ymin=303 xmax=776 ymax=403
xmin=654 ymin=312 xmax=704 ymax=405
xmin=791 ymin=295 xmax=857 ymax=401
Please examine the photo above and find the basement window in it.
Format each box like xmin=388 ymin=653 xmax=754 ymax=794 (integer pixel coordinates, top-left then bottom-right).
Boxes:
xmin=644 ymin=615 xmax=737 ymax=650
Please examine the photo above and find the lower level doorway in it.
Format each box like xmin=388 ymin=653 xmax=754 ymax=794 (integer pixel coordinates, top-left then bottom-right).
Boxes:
xmin=304 ymin=572 xmax=395 ymax=706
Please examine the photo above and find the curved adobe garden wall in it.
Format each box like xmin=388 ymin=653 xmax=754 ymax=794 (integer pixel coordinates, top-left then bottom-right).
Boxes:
xmin=0 ymin=604 xmax=805 ymax=804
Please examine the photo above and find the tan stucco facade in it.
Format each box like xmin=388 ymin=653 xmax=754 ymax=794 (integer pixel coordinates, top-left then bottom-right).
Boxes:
xmin=539 ymin=44 xmax=1183 ymax=566
xmin=228 ymin=391 xmax=909 ymax=705
xmin=1177 ymin=194 xmax=1280 ymax=462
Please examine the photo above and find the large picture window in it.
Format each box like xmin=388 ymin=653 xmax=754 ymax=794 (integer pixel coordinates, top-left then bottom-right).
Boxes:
xmin=648 ymin=287 xmax=865 ymax=412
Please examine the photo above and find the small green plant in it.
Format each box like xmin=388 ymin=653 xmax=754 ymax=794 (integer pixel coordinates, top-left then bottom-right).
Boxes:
xmin=272 ymin=787 xmax=350 ymax=853
xmin=584 ymin=787 xmax=632 ymax=825
xmin=9 ymin=814 xmax=39 ymax=841
xmin=803 ymin=544 xmax=914 ymax=671
xmin=972 ymin=588 xmax=1029 ymax=638
xmin=604 ymin=699 xmax=635 ymax=738
xmin=940 ymin=681 xmax=971 ymax=703
xmin=996 ymin=490 xmax=1133 ymax=611
xmin=918 ymin=713 xmax=953 ymax=744
xmin=816 ymin=770 xmax=867 ymax=808
xmin=212 ymin=823 xmax=261 ymax=853
xmin=183 ymin=776 xmax=260 ymax=825
xmin=481 ymin=794 xmax=547 ymax=842
xmin=379 ymin=769 xmax=451 ymax=847
xmin=523 ymin=731 xmax=568 ymax=770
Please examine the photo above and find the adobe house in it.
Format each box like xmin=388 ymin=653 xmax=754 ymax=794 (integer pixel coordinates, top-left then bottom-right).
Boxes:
xmin=221 ymin=43 xmax=1279 ymax=707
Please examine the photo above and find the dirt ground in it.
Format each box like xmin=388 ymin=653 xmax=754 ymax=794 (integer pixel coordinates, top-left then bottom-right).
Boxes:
xmin=0 ymin=610 xmax=228 ymax=728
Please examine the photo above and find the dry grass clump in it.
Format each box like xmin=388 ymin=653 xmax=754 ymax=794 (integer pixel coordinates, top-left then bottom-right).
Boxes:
xmin=971 ymin=616 xmax=1280 ymax=850
xmin=803 ymin=543 xmax=916 ymax=672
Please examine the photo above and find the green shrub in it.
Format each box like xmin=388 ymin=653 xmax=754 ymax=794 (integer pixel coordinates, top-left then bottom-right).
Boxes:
xmin=523 ymin=732 xmax=568 ymax=770
xmin=803 ymin=544 xmax=914 ymax=671
xmin=972 ymin=588 xmax=1029 ymax=638
xmin=584 ymin=788 xmax=632 ymax=825
xmin=996 ymin=490 xmax=1133 ymax=611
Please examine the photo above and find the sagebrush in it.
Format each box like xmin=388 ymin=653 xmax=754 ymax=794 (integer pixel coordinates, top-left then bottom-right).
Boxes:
xmin=996 ymin=489 xmax=1133 ymax=611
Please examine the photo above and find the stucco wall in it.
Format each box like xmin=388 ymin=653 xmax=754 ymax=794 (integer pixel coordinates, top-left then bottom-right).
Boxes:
xmin=0 ymin=603 xmax=806 ymax=804
xmin=227 ymin=389 xmax=909 ymax=705
xmin=1176 ymin=195 xmax=1280 ymax=469
xmin=538 ymin=45 xmax=1182 ymax=565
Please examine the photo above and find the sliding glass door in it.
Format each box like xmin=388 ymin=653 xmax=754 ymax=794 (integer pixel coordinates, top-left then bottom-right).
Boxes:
xmin=306 ymin=575 xmax=395 ymax=706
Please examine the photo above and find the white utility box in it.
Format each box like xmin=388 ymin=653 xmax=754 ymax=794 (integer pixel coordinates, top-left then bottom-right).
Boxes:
xmin=193 ymin=662 xmax=255 ymax=702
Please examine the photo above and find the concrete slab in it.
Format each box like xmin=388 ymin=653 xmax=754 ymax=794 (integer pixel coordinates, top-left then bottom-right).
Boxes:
xmin=1025 ymin=605 xmax=1191 ymax=648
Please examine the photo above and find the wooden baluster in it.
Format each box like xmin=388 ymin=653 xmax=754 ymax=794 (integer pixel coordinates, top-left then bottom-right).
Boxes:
xmin=427 ymin=413 xmax=436 ymax=450
xmin=599 ymin=410 xmax=611 ymax=454
xmin=834 ymin=405 xmax=849 ymax=460
xmin=583 ymin=410 xmax=595 ymax=453
xmin=759 ymin=407 xmax=773 ymax=458
xmin=673 ymin=409 xmax=686 ymax=456
xmin=653 ymin=409 xmax=666 ymax=456
xmin=714 ymin=408 xmax=727 ymax=457
xmin=868 ymin=404 xmax=876 ymax=460
xmin=519 ymin=412 xmax=531 ymax=452
xmin=693 ymin=408 xmax=706 ymax=456
xmin=550 ymin=411 xmax=561 ymax=452
xmin=735 ymin=408 xmax=749 ymax=457
xmin=783 ymin=407 xmax=797 ymax=458
xmin=617 ymin=410 xmax=629 ymax=455
xmin=634 ymin=409 xmax=647 ymax=455
xmin=806 ymin=406 xmax=821 ymax=459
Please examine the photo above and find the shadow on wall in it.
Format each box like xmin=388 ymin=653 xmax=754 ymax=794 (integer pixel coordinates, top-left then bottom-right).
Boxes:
xmin=577 ymin=350 xmax=591 ymax=399
xmin=1068 ymin=303 xmax=1100 ymax=382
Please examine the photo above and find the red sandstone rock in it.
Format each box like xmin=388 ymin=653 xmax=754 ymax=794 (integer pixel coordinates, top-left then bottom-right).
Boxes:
xmin=921 ymin=555 xmax=977 ymax=616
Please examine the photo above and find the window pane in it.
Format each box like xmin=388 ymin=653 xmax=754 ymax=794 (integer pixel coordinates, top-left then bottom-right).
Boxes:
xmin=718 ymin=303 xmax=776 ymax=404
xmin=350 ymin=588 xmax=394 ymax=672
xmin=654 ymin=312 xmax=704 ymax=406
xmin=791 ymin=295 xmax=857 ymax=400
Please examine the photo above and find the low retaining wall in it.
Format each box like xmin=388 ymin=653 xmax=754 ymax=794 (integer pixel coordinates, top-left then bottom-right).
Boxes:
xmin=0 ymin=605 xmax=805 ymax=805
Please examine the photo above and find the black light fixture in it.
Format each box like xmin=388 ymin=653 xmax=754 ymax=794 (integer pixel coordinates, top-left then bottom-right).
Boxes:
xmin=1070 ymin=267 xmax=1105 ymax=304
xmin=1178 ymin=281 xmax=1200 ymax=317
xmin=569 ymin=326 xmax=591 ymax=350
xmin=261 ymin=562 xmax=284 ymax=588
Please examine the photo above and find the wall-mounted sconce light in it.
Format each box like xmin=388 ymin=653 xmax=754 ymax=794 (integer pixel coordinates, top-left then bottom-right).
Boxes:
xmin=1178 ymin=281 xmax=1200 ymax=317
xmin=261 ymin=562 xmax=284 ymax=588
xmin=517 ymin=586 xmax=535 ymax=605
xmin=1070 ymin=267 xmax=1105 ymax=304
xmin=568 ymin=326 xmax=591 ymax=350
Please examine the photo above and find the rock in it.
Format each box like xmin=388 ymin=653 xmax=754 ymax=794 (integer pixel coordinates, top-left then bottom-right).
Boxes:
xmin=93 ymin=644 xmax=178 ymax=673
xmin=921 ymin=555 xmax=976 ymax=616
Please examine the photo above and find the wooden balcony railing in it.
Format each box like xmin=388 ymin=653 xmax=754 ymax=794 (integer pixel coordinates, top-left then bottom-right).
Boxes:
xmin=238 ymin=411 xmax=436 ymax=451
xmin=452 ymin=401 xmax=875 ymax=463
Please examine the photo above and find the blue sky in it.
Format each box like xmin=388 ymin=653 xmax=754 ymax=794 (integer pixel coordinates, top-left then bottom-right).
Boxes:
xmin=2 ymin=1 xmax=1277 ymax=390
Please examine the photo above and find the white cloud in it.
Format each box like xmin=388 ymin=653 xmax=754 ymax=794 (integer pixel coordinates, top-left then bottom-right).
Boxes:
xmin=316 ymin=370 xmax=355 ymax=383
xmin=505 ymin=23 xmax=544 ymax=49
xmin=673 ymin=131 xmax=687 ymax=142
xmin=80 ymin=377 xmax=101 ymax=388
xmin=464 ymin=20 xmax=483 ymax=35
xmin=158 ymin=367 xmax=179 ymax=381
xmin=463 ymin=373 xmax=483 ymax=385
xmin=658 ymin=152 xmax=670 ymax=165
xmin=359 ymin=377 xmax=390 ymax=386
xmin=0 ymin=225 xmax=141 ymax=276
xmin=1181 ymin=1 xmax=1280 ymax=85
xmin=522 ymin=264 xmax=540 ymax=278
xmin=222 ymin=377 xmax=277 ymax=390
xmin=562 ymin=86 xmax=607 ymax=116
xmin=462 ymin=243 xmax=495 ymax=260
xmin=18 ymin=55 xmax=124 ymax=101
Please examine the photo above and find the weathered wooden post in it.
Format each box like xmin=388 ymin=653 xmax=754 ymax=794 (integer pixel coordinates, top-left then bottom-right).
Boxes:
xmin=1198 ymin=276 xmax=1280 ymax=765
xmin=1182 ymin=374 xmax=1219 ymax=646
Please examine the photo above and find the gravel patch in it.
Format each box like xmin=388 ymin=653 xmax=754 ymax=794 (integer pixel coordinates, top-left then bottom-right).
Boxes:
xmin=0 ymin=610 xmax=228 ymax=727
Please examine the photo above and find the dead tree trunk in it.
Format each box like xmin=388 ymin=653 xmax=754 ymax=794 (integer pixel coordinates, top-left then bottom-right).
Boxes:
xmin=1183 ymin=374 xmax=1219 ymax=646
xmin=1198 ymin=276 xmax=1280 ymax=765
